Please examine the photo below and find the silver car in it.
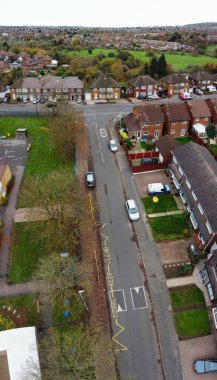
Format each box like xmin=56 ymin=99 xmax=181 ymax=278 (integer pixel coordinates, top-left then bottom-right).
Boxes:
xmin=194 ymin=359 xmax=217 ymax=374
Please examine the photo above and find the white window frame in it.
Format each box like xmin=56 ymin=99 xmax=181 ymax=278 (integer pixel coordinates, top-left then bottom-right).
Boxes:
xmin=192 ymin=191 xmax=197 ymax=201
xmin=171 ymin=129 xmax=176 ymax=134
xmin=206 ymin=221 xmax=213 ymax=235
xmin=178 ymin=167 xmax=183 ymax=175
xmin=212 ymin=308 xmax=217 ymax=329
xmin=186 ymin=179 xmax=191 ymax=189
xmin=190 ymin=212 xmax=198 ymax=229
xmin=198 ymin=203 xmax=204 ymax=214
xmin=180 ymin=129 xmax=185 ymax=136
xmin=173 ymin=156 xmax=177 ymax=164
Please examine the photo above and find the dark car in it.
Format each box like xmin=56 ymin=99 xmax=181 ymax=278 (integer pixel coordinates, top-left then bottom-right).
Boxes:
xmin=194 ymin=359 xmax=217 ymax=374
xmin=138 ymin=94 xmax=148 ymax=100
xmin=141 ymin=157 xmax=158 ymax=165
xmin=85 ymin=172 xmax=95 ymax=187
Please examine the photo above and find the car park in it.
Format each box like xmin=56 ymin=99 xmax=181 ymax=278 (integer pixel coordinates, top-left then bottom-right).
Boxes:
xmin=108 ymin=139 xmax=118 ymax=152
xmin=85 ymin=172 xmax=95 ymax=188
xmin=141 ymin=157 xmax=158 ymax=165
xmin=147 ymin=183 xmax=171 ymax=195
xmin=126 ymin=199 xmax=140 ymax=221
xmin=194 ymin=359 xmax=217 ymax=374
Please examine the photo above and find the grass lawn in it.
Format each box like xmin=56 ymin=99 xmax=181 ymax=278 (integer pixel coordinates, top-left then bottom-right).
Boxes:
xmin=9 ymin=222 xmax=48 ymax=283
xmin=209 ymin=145 xmax=217 ymax=156
xmin=174 ymin=309 xmax=211 ymax=339
xmin=52 ymin=294 xmax=84 ymax=325
xmin=0 ymin=295 xmax=39 ymax=326
xmin=142 ymin=195 xmax=178 ymax=214
xmin=149 ymin=213 xmax=190 ymax=241
xmin=61 ymin=48 xmax=217 ymax=70
xmin=170 ymin=287 xmax=205 ymax=308
xmin=176 ymin=137 xmax=194 ymax=145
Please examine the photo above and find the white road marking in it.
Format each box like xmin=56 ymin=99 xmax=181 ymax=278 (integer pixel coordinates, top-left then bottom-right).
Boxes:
xmin=110 ymin=289 xmax=127 ymax=312
xmin=95 ymin=123 xmax=104 ymax=163
xmin=100 ymin=128 xmax=107 ymax=138
xmin=130 ymin=286 xmax=148 ymax=310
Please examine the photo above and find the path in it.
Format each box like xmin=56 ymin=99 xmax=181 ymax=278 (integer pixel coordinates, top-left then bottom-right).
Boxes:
xmin=148 ymin=210 xmax=184 ymax=218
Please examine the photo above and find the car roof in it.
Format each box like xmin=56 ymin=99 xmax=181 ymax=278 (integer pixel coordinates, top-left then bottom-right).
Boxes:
xmin=86 ymin=171 xmax=94 ymax=177
xmin=110 ymin=139 xmax=116 ymax=144
xmin=127 ymin=199 xmax=136 ymax=208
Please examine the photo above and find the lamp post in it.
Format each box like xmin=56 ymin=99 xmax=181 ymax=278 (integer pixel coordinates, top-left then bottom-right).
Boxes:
xmin=78 ymin=290 xmax=88 ymax=312
xmin=35 ymin=101 xmax=38 ymax=117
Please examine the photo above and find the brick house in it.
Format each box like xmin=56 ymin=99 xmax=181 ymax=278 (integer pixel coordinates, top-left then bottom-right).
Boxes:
xmin=127 ymin=75 xmax=158 ymax=98
xmin=200 ymin=249 xmax=217 ymax=305
xmin=188 ymin=71 xmax=214 ymax=91
xmin=132 ymin=104 xmax=165 ymax=140
xmin=206 ymin=98 xmax=217 ymax=125
xmin=161 ymin=102 xmax=191 ymax=138
xmin=168 ymin=142 xmax=217 ymax=252
xmin=41 ymin=76 xmax=84 ymax=101
xmin=90 ymin=75 xmax=121 ymax=100
xmin=186 ymin=99 xmax=211 ymax=130
xmin=155 ymin=135 xmax=180 ymax=163
xmin=17 ymin=52 xmax=31 ymax=63
xmin=122 ymin=114 xmax=140 ymax=140
xmin=0 ymin=50 xmax=16 ymax=62
xmin=160 ymin=73 xmax=189 ymax=96
xmin=10 ymin=77 xmax=41 ymax=102
xmin=0 ymin=164 xmax=12 ymax=202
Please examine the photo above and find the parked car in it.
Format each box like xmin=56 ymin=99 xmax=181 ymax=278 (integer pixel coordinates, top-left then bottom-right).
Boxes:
xmin=23 ymin=99 xmax=28 ymax=104
xmin=77 ymin=98 xmax=82 ymax=104
xmin=126 ymin=199 xmax=140 ymax=221
xmin=148 ymin=94 xmax=159 ymax=99
xmin=32 ymin=98 xmax=40 ymax=104
xmin=194 ymin=359 xmax=217 ymax=374
xmin=147 ymin=183 xmax=171 ymax=196
xmin=206 ymin=85 xmax=217 ymax=93
xmin=39 ymin=99 xmax=46 ymax=104
xmin=108 ymin=139 xmax=118 ymax=152
xmin=138 ymin=94 xmax=148 ymax=100
xmin=180 ymin=92 xmax=193 ymax=100
xmin=85 ymin=172 xmax=95 ymax=188
xmin=46 ymin=101 xmax=57 ymax=108
xmin=193 ymin=88 xmax=203 ymax=96
xmin=141 ymin=157 xmax=158 ymax=165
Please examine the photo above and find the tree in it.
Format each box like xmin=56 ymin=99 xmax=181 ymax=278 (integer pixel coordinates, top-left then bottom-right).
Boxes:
xmin=111 ymin=61 xmax=124 ymax=82
xmin=149 ymin=57 xmax=158 ymax=78
xmin=157 ymin=53 xmax=168 ymax=78
xmin=116 ymin=50 xmax=132 ymax=62
xmin=88 ymin=47 xmax=92 ymax=54
xmin=206 ymin=123 xmax=217 ymax=144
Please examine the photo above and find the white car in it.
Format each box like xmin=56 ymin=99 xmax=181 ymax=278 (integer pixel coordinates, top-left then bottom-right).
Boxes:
xmin=108 ymin=139 xmax=118 ymax=152
xmin=126 ymin=199 xmax=140 ymax=221
xmin=148 ymin=94 xmax=159 ymax=99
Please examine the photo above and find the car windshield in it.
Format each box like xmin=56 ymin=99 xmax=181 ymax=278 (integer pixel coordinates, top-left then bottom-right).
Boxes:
xmin=130 ymin=207 xmax=138 ymax=214
xmin=87 ymin=174 xmax=93 ymax=181
xmin=205 ymin=361 xmax=217 ymax=372
xmin=111 ymin=142 xmax=117 ymax=147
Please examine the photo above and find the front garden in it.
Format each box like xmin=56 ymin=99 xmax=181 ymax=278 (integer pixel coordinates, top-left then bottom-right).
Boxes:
xmin=149 ymin=213 xmax=191 ymax=241
xmin=142 ymin=194 xmax=178 ymax=214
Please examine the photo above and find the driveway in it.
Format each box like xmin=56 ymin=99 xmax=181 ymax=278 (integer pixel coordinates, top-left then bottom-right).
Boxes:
xmin=134 ymin=170 xmax=174 ymax=197
xmin=180 ymin=335 xmax=217 ymax=380
xmin=157 ymin=238 xmax=195 ymax=264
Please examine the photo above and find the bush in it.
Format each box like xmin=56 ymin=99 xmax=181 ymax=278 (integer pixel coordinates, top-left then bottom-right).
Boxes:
xmin=1 ymin=195 xmax=8 ymax=206
xmin=0 ymin=314 xmax=16 ymax=331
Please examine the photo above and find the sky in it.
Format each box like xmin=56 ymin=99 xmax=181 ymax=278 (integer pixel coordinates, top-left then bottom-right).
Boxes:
xmin=0 ymin=0 xmax=216 ymax=27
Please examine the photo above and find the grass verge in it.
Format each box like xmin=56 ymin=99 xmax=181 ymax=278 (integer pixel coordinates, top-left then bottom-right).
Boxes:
xmin=142 ymin=195 xmax=178 ymax=214
xmin=149 ymin=213 xmax=190 ymax=241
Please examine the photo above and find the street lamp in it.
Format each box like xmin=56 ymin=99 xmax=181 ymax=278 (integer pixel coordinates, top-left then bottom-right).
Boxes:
xmin=35 ymin=101 xmax=38 ymax=117
xmin=78 ymin=290 xmax=88 ymax=312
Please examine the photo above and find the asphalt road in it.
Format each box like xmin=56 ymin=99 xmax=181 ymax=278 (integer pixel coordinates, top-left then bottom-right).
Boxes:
xmin=85 ymin=112 xmax=163 ymax=380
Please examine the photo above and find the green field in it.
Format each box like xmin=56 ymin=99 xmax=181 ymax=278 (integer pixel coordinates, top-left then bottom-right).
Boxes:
xmin=174 ymin=309 xmax=211 ymax=339
xmin=170 ymin=287 xmax=205 ymax=308
xmin=9 ymin=222 xmax=48 ymax=283
xmin=149 ymin=213 xmax=190 ymax=241
xmin=61 ymin=48 xmax=217 ymax=71
xmin=142 ymin=195 xmax=178 ymax=214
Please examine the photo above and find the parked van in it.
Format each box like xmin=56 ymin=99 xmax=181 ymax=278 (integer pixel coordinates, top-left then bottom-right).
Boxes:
xmin=207 ymin=85 xmax=216 ymax=93
xmin=147 ymin=183 xmax=170 ymax=196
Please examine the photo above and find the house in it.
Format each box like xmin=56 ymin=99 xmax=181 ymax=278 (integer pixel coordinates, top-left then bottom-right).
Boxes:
xmin=132 ymin=104 xmax=165 ymax=140
xmin=0 ymin=50 xmax=16 ymax=62
xmin=0 ymin=327 xmax=41 ymax=379
xmin=17 ymin=51 xmax=31 ymax=63
xmin=160 ymin=73 xmax=190 ymax=96
xmin=127 ymin=75 xmax=158 ymax=98
xmin=0 ymin=79 xmax=5 ymax=92
xmin=90 ymin=75 xmax=121 ymax=100
xmin=186 ymin=99 xmax=211 ymax=129
xmin=10 ymin=77 xmax=41 ymax=102
xmin=200 ymin=248 xmax=217 ymax=305
xmin=188 ymin=71 xmax=214 ymax=91
xmin=41 ymin=76 xmax=84 ymax=101
xmin=161 ymin=102 xmax=191 ymax=138
xmin=206 ymin=98 xmax=217 ymax=125
xmin=155 ymin=135 xmax=180 ymax=163
xmin=0 ymin=163 xmax=12 ymax=201
xmin=122 ymin=113 xmax=140 ymax=140
xmin=0 ymin=61 xmax=10 ymax=73
xmin=168 ymin=142 xmax=217 ymax=252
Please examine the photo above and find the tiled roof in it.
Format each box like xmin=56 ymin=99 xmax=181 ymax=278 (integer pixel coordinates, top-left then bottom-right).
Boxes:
xmin=11 ymin=77 xmax=41 ymax=89
xmin=155 ymin=135 xmax=180 ymax=157
xmin=163 ymin=102 xmax=191 ymax=121
xmin=189 ymin=71 xmax=214 ymax=81
xmin=123 ymin=114 xmax=139 ymax=132
xmin=172 ymin=142 xmax=217 ymax=232
xmin=90 ymin=75 xmax=121 ymax=89
xmin=128 ymin=75 xmax=157 ymax=87
xmin=134 ymin=104 xmax=165 ymax=123
xmin=187 ymin=99 xmax=211 ymax=118
xmin=41 ymin=76 xmax=84 ymax=89
xmin=160 ymin=73 xmax=188 ymax=84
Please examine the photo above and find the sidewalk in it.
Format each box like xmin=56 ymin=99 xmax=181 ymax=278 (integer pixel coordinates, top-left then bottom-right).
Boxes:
xmin=166 ymin=276 xmax=194 ymax=288
xmin=148 ymin=210 xmax=183 ymax=218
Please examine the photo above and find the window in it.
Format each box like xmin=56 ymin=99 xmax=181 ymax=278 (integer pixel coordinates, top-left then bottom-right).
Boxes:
xmin=144 ymin=122 xmax=149 ymax=126
xmin=173 ymin=156 xmax=177 ymax=164
xmin=172 ymin=121 xmax=177 ymax=125
xmin=156 ymin=122 xmax=160 ymax=126
xmin=204 ymin=117 xmax=208 ymax=121
xmin=212 ymin=308 xmax=217 ymax=329
xmin=198 ymin=203 xmax=204 ymax=214
xmin=107 ymin=87 xmax=113 ymax=92
xmin=99 ymin=88 xmax=105 ymax=92
xmin=107 ymin=93 xmax=113 ymax=98
xmin=171 ymin=129 xmax=176 ymax=134
xmin=192 ymin=191 xmax=197 ymax=201
xmin=143 ymin=131 xmax=148 ymax=136
xmin=140 ymin=86 xmax=146 ymax=89
xmin=186 ymin=179 xmax=191 ymax=189
xmin=190 ymin=212 xmax=198 ymax=229
xmin=182 ymin=120 xmax=187 ymax=124
xmin=206 ymin=221 xmax=213 ymax=235
xmin=195 ymin=118 xmax=200 ymax=122
xmin=178 ymin=167 xmax=183 ymax=175
xmin=155 ymin=131 xmax=159 ymax=138
xmin=180 ymin=129 xmax=185 ymax=136
xmin=198 ymin=233 xmax=206 ymax=245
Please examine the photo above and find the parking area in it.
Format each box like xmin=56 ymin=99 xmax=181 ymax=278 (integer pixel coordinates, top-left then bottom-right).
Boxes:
xmin=157 ymin=238 xmax=195 ymax=264
xmin=180 ymin=335 xmax=217 ymax=380
xmin=134 ymin=169 xmax=174 ymax=197
xmin=0 ymin=139 xmax=28 ymax=172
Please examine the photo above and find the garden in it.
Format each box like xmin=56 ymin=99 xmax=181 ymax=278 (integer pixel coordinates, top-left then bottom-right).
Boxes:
xmin=149 ymin=213 xmax=191 ymax=241
xmin=142 ymin=194 xmax=178 ymax=214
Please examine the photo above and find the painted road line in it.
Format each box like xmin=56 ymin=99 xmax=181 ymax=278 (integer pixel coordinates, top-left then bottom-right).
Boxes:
xmin=130 ymin=286 xmax=148 ymax=310
xmin=110 ymin=289 xmax=127 ymax=312
xmin=95 ymin=123 xmax=104 ymax=163
xmin=100 ymin=128 xmax=107 ymax=138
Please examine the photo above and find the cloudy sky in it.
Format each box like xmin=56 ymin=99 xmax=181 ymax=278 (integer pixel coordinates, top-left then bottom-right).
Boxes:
xmin=0 ymin=0 xmax=215 ymax=27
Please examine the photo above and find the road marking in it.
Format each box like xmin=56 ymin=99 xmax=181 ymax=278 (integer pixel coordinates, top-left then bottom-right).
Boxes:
xmin=110 ymin=289 xmax=127 ymax=312
xmin=100 ymin=128 xmax=107 ymax=138
xmin=130 ymin=286 xmax=148 ymax=310
xmin=95 ymin=124 xmax=104 ymax=162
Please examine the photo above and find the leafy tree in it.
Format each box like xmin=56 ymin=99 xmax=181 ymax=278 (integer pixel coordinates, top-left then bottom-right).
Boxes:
xmin=96 ymin=52 xmax=106 ymax=61
xmin=107 ymin=52 xmax=115 ymax=58
xmin=111 ymin=61 xmax=124 ymax=81
xmin=143 ymin=62 xmax=150 ymax=75
xmin=2 ymin=41 xmax=9 ymax=51
xmin=88 ymin=47 xmax=93 ymax=54
xmin=116 ymin=50 xmax=132 ymax=62
xmin=157 ymin=53 xmax=168 ymax=78
xmin=206 ymin=123 xmax=217 ymax=144
xmin=149 ymin=57 xmax=158 ymax=78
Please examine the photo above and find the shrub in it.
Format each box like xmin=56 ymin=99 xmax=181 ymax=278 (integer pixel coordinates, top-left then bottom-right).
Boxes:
xmin=1 ymin=195 xmax=8 ymax=206
xmin=0 ymin=314 xmax=16 ymax=331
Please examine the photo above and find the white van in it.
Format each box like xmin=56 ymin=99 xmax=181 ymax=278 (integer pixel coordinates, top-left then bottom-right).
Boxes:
xmin=207 ymin=85 xmax=216 ymax=93
xmin=147 ymin=183 xmax=171 ymax=196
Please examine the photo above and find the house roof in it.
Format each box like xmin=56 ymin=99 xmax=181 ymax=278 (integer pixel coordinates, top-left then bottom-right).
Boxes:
xmin=189 ymin=71 xmax=214 ymax=82
xmin=90 ymin=75 xmax=121 ymax=89
xmin=134 ymin=104 xmax=165 ymax=123
xmin=41 ymin=76 xmax=84 ymax=89
xmin=123 ymin=114 xmax=139 ymax=132
xmin=11 ymin=77 xmax=41 ymax=89
xmin=187 ymin=99 xmax=211 ymax=118
xmin=0 ymin=164 xmax=7 ymax=179
xmin=155 ymin=135 xmax=180 ymax=157
xmin=163 ymin=102 xmax=191 ymax=121
xmin=160 ymin=73 xmax=188 ymax=84
xmin=128 ymin=75 xmax=158 ymax=87
xmin=0 ymin=50 xmax=16 ymax=57
xmin=172 ymin=142 xmax=217 ymax=232
xmin=0 ymin=62 xmax=10 ymax=69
